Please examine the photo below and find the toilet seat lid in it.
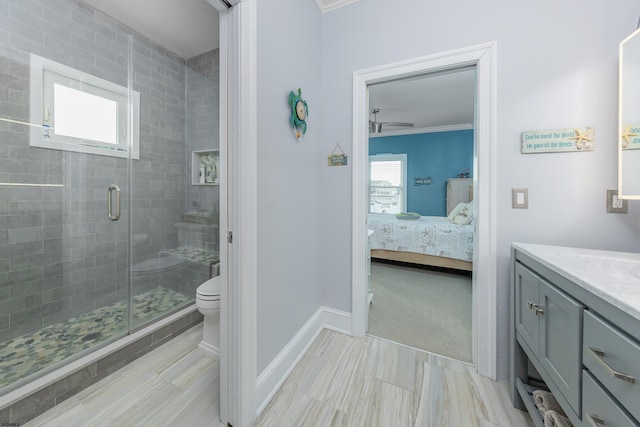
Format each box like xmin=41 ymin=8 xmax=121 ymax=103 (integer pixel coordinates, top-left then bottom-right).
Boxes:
xmin=198 ymin=294 xmax=220 ymax=302
xmin=197 ymin=277 xmax=221 ymax=298
xmin=133 ymin=255 xmax=185 ymax=274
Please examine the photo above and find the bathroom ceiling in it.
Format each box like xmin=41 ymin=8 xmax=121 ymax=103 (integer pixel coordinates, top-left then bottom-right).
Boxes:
xmin=82 ymin=0 xmax=219 ymax=59
xmin=369 ymin=68 xmax=476 ymax=135
xmin=84 ymin=0 xmax=360 ymax=59
xmin=82 ymin=0 xmax=473 ymax=134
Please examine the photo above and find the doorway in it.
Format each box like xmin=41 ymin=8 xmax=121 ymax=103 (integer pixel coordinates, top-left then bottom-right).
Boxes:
xmin=366 ymin=68 xmax=475 ymax=362
xmin=351 ymin=42 xmax=498 ymax=379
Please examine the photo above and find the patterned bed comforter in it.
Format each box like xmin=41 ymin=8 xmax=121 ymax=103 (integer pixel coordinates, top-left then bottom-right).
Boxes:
xmin=368 ymin=214 xmax=473 ymax=262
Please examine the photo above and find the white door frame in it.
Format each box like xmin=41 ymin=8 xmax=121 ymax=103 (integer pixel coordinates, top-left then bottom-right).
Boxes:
xmin=228 ymin=0 xmax=258 ymax=425
xmin=213 ymin=0 xmax=258 ymax=425
xmin=351 ymin=42 xmax=498 ymax=379
xmin=216 ymin=4 xmax=231 ymax=425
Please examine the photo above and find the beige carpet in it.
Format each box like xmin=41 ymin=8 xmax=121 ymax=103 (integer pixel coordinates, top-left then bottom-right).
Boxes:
xmin=368 ymin=261 xmax=472 ymax=363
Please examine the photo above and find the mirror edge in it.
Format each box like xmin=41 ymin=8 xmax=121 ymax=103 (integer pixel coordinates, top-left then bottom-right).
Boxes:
xmin=618 ymin=27 xmax=640 ymax=199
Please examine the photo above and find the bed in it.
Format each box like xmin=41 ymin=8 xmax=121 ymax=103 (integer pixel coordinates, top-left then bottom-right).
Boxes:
xmin=368 ymin=213 xmax=474 ymax=271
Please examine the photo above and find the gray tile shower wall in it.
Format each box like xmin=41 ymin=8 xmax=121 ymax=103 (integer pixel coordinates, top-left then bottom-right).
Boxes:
xmin=186 ymin=50 xmax=220 ymax=229
xmin=0 ymin=0 xmax=218 ymax=343
xmin=130 ymin=34 xmax=187 ymax=266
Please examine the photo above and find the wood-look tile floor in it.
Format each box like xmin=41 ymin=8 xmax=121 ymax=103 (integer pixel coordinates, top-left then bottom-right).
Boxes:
xmin=25 ymin=324 xmax=224 ymax=427
xmin=26 ymin=324 xmax=533 ymax=427
xmin=255 ymin=330 xmax=534 ymax=427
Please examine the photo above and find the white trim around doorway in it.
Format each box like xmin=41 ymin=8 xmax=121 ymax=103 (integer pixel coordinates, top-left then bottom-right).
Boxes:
xmin=216 ymin=5 xmax=230 ymax=425
xmin=233 ymin=0 xmax=258 ymax=425
xmin=351 ymin=42 xmax=498 ymax=380
xmin=221 ymin=0 xmax=258 ymax=425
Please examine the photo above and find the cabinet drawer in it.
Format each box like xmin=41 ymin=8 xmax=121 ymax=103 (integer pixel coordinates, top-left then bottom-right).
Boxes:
xmin=582 ymin=370 xmax=637 ymax=427
xmin=583 ymin=311 xmax=640 ymax=422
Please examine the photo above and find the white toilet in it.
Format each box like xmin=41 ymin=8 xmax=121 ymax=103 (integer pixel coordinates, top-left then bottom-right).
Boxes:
xmin=196 ymin=276 xmax=221 ymax=358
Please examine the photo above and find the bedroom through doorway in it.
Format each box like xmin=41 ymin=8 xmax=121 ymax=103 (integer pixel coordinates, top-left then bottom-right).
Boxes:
xmin=365 ymin=66 xmax=476 ymax=363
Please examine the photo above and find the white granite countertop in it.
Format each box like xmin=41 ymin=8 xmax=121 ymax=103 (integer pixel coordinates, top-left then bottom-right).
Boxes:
xmin=513 ymin=243 xmax=640 ymax=321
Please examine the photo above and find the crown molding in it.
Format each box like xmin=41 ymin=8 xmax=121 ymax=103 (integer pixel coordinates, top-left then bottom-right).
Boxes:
xmin=314 ymin=0 xmax=360 ymax=13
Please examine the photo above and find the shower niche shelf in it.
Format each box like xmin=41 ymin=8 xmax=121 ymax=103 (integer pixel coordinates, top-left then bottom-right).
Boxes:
xmin=192 ymin=149 xmax=219 ymax=186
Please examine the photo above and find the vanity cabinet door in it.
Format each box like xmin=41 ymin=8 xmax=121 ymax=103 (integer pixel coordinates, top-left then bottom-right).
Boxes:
xmin=539 ymin=279 xmax=584 ymax=415
xmin=515 ymin=263 xmax=540 ymax=354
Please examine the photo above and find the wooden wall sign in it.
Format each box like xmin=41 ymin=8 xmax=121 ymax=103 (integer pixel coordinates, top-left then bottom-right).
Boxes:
xmin=328 ymin=143 xmax=348 ymax=166
xmin=521 ymin=127 xmax=594 ymax=153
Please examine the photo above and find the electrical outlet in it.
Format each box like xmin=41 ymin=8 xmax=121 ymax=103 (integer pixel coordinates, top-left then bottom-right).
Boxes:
xmin=613 ymin=195 xmax=623 ymax=209
xmin=606 ymin=189 xmax=628 ymax=214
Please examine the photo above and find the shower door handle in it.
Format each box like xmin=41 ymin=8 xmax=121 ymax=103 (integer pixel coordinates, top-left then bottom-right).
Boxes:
xmin=107 ymin=184 xmax=121 ymax=221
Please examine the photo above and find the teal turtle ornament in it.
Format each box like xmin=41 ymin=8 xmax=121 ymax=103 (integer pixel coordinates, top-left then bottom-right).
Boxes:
xmin=288 ymin=88 xmax=308 ymax=139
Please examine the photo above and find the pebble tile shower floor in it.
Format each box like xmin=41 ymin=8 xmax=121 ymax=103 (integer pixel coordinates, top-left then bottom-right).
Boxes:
xmin=0 ymin=288 xmax=191 ymax=389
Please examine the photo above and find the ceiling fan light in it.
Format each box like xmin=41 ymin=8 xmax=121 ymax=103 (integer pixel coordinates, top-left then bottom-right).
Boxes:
xmin=370 ymin=122 xmax=382 ymax=133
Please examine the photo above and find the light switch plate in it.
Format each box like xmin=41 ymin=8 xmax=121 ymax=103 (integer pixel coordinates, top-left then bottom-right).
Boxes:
xmin=512 ymin=188 xmax=528 ymax=209
xmin=606 ymin=189 xmax=628 ymax=214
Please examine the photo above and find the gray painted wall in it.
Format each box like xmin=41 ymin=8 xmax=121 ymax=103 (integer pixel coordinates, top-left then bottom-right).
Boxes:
xmin=253 ymin=0 xmax=640 ymax=381
xmin=316 ymin=0 xmax=640 ymax=380
xmin=256 ymin=0 xmax=323 ymax=372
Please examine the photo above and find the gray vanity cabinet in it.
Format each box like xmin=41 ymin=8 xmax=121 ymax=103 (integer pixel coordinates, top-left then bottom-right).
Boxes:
xmin=511 ymin=243 xmax=640 ymax=427
xmin=539 ymin=280 xmax=584 ymax=413
xmin=515 ymin=264 xmax=539 ymax=351
xmin=583 ymin=311 xmax=640 ymax=423
xmin=582 ymin=370 xmax=637 ymax=427
xmin=514 ymin=263 xmax=584 ymax=416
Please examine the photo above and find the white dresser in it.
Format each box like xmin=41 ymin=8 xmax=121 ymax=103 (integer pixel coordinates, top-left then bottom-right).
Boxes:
xmin=446 ymin=178 xmax=473 ymax=215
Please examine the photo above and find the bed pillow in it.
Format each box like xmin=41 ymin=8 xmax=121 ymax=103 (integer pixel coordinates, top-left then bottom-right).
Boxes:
xmin=446 ymin=202 xmax=465 ymax=221
xmin=396 ymin=212 xmax=420 ymax=220
xmin=447 ymin=202 xmax=473 ymax=225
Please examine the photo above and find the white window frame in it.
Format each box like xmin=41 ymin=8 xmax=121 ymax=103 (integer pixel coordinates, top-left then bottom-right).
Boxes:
xmin=368 ymin=153 xmax=407 ymax=214
xmin=29 ymin=54 xmax=140 ymax=159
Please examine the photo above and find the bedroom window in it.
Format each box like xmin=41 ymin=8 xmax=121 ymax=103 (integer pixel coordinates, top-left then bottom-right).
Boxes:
xmin=29 ymin=54 xmax=140 ymax=159
xmin=369 ymin=153 xmax=407 ymax=214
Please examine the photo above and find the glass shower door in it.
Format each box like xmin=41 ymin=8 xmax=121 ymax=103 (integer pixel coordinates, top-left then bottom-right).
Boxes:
xmin=0 ymin=0 xmax=221 ymax=396
xmin=129 ymin=31 xmax=220 ymax=330
xmin=0 ymin=3 xmax=132 ymax=394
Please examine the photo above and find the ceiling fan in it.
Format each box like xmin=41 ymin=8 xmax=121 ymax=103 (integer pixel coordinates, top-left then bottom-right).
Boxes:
xmin=369 ymin=108 xmax=414 ymax=134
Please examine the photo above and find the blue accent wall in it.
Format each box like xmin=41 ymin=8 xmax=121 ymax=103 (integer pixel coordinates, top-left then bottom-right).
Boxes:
xmin=369 ymin=130 xmax=473 ymax=216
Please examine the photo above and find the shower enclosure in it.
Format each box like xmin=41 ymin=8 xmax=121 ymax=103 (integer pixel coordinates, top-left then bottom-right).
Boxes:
xmin=0 ymin=0 xmax=220 ymax=399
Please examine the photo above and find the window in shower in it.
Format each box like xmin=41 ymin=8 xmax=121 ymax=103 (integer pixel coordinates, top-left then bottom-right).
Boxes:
xmin=29 ymin=54 xmax=140 ymax=159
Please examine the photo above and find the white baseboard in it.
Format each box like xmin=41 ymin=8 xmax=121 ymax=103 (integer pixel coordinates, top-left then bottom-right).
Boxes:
xmin=255 ymin=306 xmax=352 ymax=416
xmin=198 ymin=341 xmax=220 ymax=359
xmin=319 ymin=306 xmax=352 ymax=335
